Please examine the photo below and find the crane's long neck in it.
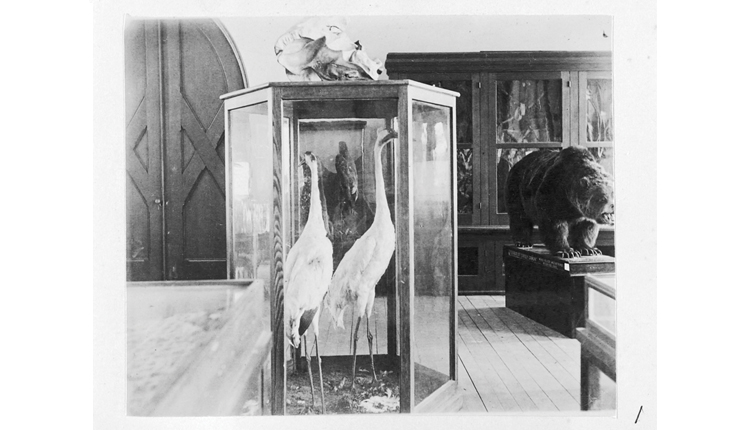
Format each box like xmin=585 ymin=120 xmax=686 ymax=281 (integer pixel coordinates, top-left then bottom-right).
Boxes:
xmin=374 ymin=143 xmax=391 ymax=221
xmin=305 ymin=163 xmax=326 ymax=235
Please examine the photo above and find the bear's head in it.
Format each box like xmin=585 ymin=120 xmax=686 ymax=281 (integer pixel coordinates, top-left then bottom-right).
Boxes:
xmin=576 ymin=174 xmax=615 ymax=225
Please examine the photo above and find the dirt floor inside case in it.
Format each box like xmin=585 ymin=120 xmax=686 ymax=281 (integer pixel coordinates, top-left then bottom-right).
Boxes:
xmin=286 ymin=355 xmax=400 ymax=415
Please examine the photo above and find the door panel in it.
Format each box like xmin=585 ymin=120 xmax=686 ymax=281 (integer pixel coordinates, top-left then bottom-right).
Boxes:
xmin=125 ymin=20 xmax=165 ymax=281
xmin=126 ymin=18 xmax=245 ymax=281
xmin=161 ymin=20 xmax=245 ymax=280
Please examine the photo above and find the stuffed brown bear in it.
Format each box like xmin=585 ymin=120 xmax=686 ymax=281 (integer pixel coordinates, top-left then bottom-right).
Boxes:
xmin=505 ymin=147 xmax=614 ymax=258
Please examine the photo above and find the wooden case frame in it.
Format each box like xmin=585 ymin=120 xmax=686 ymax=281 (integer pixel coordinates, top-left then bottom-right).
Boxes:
xmin=221 ymin=81 xmax=460 ymax=414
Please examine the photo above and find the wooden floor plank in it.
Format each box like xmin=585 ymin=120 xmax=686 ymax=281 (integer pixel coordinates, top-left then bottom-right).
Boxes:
xmin=474 ymin=296 xmax=581 ymax=404
xmin=462 ymin=311 xmax=556 ymax=410
xmin=482 ymin=295 xmax=580 ymax=380
xmin=483 ymin=295 xmax=581 ymax=362
xmin=467 ymin=296 xmax=579 ymax=410
xmin=505 ymin=309 xmax=581 ymax=364
xmin=462 ymin=296 xmax=573 ymax=411
xmin=457 ymin=320 xmax=515 ymax=411
xmin=461 ymin=299 xmax=550 ymax=410
xmin=479 ymin=295 xmax=581 ymax=383
xmin=460 ymin=313 xmax=536 ymax=411
xmin=458 ymin=310 xmax=507 ymax=410
xmin=457 ymin=353 xmax=488 ymax=412
xmin=459 ymin=302 xmax=533 ymax=411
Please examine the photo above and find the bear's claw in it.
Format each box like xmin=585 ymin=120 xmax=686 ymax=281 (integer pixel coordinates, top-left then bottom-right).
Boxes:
xmin=578 ymin=247 xmax=602 ymax=256
xmin=555 ymin=249 xmax=581 ymax=258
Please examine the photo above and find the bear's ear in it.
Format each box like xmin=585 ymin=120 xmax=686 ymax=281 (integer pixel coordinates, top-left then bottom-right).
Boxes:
xmin=579 ymin=177 xmax=590 ymax=188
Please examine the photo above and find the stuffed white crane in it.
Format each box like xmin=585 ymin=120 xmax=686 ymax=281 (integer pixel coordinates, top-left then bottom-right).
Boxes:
xmin=284 ymin=152 xmax=333 ymax=413
xmin=324 ymin=129 xmax=397 ymax=388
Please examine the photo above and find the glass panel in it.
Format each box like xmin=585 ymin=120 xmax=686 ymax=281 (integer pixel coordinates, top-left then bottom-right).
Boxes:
xmin=229 ymin=103 xmax=272 ymax=282
xmin=589 ymin=287 xmax=616 ymax=336
xmin=457 ymin=247 xmax=479 ymax=276
xmin=587 ymin=274 xmax=616 ymax=337
xmin=457 ymin=148 xmax=473 ymax=215
xmin=412 ymin=100 xmax=453 ymax=406
xmin=426 ymin=80 xmax=472 ymax=144
xmin=227 ymin=103 xmax=272 ymax=414
xmin=586 ymin=367 xmax=617 ymax=411
xmin=589 ymin=147 xmax=614 ymax=177
xmin=495 ymin=148 xmax=538 ymax=214
xmin=586 ymin=79 xmax=613 ymax=142
xmin=127 ymin=281 xmax=270 ymax=416
xmin=496 ymin=79 xmax=563 ymax=143
xmin=282 ymin=99 xmax=399 ymax=415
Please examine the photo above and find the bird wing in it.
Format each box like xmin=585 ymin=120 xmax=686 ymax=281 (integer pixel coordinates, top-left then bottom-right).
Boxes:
xmin=324 ymin=233 xmax=378 ymax=327
xmin=284 ymin=235 xmax=333 ymax=326
xmin=283 ymin=238 xmax=302 ymax=283
xmin=298 ymin=306 xmax=319 ymax=337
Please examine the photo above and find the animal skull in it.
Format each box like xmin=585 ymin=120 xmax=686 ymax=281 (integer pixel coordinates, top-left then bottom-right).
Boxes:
xmin=274 ymin=17 xmax=383 ymax=82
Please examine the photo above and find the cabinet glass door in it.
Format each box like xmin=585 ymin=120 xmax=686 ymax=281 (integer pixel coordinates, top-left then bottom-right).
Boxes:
xmin=490 ymin=72 xmax=569 ymax=224
xmin=579 ymin=71 xmax=614 ymax=176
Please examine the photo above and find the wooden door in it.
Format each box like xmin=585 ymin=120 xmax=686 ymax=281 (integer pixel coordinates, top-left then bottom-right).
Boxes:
xmin=125 ymin=19 xmax=246 ymax=281
xmin=126 ymin=20 xmax=165 ymax=281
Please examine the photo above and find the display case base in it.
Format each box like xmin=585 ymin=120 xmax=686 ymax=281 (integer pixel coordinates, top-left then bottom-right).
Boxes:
xmin=503 ymin=245 xmax=615 ymax=338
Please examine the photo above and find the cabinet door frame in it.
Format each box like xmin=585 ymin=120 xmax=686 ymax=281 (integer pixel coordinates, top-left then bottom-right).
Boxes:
xmin=485 ymin=70 xmax=572 ymax=226
xmin=575 ymin=70 xmax=614 ymax=148
xmin=393 ymin=72 xmax=483 ymax=226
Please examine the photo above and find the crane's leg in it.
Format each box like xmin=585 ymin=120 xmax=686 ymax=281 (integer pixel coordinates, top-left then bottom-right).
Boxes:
xmin=293 ymin=346 xmax=296 ymax=373
xmin=304 ymin=335 xmax=316 ymax=410
xmin=366 ymin=314 xmax=378 ymax=383
xmin=314 ymin=332 xmax=326 ymax=414
xmin=351 ymin=315 xmax=362 ymax=390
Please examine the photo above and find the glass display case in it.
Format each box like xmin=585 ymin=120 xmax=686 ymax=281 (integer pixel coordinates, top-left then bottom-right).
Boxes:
xmin=126 ymin=279 xmax=271 ymax=416
xmin=585 ymin=273 xmax=616 ymax=340
xmin=222 ymin=81 xmax=459 ymax=414
xmin=577 ymin=274 xmax=616 ymax=411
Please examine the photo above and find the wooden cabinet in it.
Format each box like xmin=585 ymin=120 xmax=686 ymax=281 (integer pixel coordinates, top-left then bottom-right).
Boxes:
xmin=386 ymin=52 xmax=614 ymax=294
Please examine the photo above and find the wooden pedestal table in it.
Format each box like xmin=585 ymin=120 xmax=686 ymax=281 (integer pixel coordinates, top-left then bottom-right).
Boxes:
xmin=502 ymin=245 xmax=615 ymax=338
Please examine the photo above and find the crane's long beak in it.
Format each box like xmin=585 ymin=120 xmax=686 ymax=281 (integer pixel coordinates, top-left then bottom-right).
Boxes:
xmin=288 ymin=335 xmax=300 ymax=349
